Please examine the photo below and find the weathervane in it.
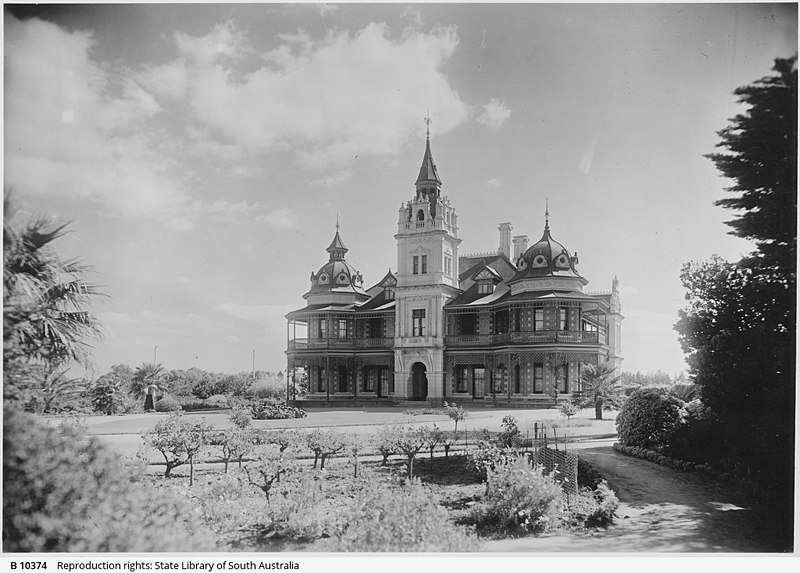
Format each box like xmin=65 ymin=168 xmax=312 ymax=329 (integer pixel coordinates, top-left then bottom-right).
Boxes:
xmin=545 ymin=199 xmax=550 ymax=230
xmin=425 ymin=110 xmax=431 ymax=138
xmin=336 ymin=213 xmax=340 ymax=232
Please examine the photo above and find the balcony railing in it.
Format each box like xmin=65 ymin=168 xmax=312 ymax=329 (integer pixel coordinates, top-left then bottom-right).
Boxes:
xmin=288 ymin=337 xmax=394 ymax=351
xmin=445 ymin=330 xmax=603 ymax=347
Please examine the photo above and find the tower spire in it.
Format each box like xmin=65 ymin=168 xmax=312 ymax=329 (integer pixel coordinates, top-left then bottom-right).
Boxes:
xmin=425 ymin=110 xmax=431 ymax=139
xmin=545 ymin=199 xmax=550 ymax=231
xmin=416 ymin=112 xmax=442 ymax=188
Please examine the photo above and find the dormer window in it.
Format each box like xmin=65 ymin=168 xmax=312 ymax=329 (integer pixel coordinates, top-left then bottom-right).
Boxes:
xmin=477 ymin=282 xmax=493 ymax=295
xmin=318 ymin=273 xmax=330 ymax=284
xmin=555 ymin=253 xmax=570 ymax=269
xmin=385 ymin=287 xmax=395 ymax=300
xmin=532 ymin=254 xmax=547 ymax=268
xmin=337 ymin=273 xmax=349 ymax=285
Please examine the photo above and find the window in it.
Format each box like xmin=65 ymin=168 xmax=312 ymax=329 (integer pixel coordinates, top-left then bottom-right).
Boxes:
xmin=379 ymin=368 xmax=389 ymax=395
xmin=533 ymin=363 xmax=544 ymax=393
xmin=563 ymin=363 xmax=570 ymax=393
xmin=514 ymin=364 xmax=521 ymax=394
xmin=413 ymin=254 xmax=428 ymax=275
xmin=337 ymin=366 xmax=348 ymax=393
xmin=413 ymin=256 xmax=419 ymax=274
xmin=534 ymin=308 xmax=544 ymax=332
xmin=417 ymin=209 xmax=425 ymax=221
xmin=460 ymin=313 xmax=477 ymax=335
xmin=369 ymin=317 xmax=382 ymax=338
xmin=474 ymin=367 xmax=485 ymax=396
xmin=318 ymin=318 xmax=327 ymax=339
xmin=495 ymin=310 xmax=509 ymax=334
xmin=444 ymin=255 xmax=452 ymax=277
xmin=559 ymin=307 xmax=568 ymax=331
xmin=412 ymin=309 xmax=426 ymax=336
xmin=513 ymin=308 xmax=521 ymax=332
xmin=385 ymin=288 xmax=395 ymax=300
xmin=478 ymin=282 xmax=492 ymax=294
xmin=387 ymin=369 xmax=394 ymax=394
xmin=456 ymin=367 xmax=469 ymax=393
xmin=317 ymin=367 xmax=327 ymax=392
xmin=421 ymin=255 xmax=428 ymax=274
xmin=363 ymin=367 xmax=375 ymax=392
xmin=338 ymin=319 xmax=348 ymax=339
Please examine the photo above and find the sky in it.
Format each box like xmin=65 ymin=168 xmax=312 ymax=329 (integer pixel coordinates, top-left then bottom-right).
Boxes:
xmin=3 ymin=2 xmax=797 ymax=379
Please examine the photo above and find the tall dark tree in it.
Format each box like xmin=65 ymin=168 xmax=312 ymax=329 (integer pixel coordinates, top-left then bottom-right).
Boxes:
xmin=676 ymin=56 xmax=796 ymax=547
xmin=706 ymin=55 xmax=797 ymax=271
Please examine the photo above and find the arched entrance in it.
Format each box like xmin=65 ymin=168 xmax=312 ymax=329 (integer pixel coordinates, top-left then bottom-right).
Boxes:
xmin=410 ymin=362 xmax=428 ymax=401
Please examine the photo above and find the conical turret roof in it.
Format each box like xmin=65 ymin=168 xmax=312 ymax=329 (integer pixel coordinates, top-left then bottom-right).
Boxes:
xmin=415 ymin=136 xmax=442 ymax=187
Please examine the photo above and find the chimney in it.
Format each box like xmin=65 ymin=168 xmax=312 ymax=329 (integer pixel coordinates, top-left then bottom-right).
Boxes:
xmin=513 ymin=235 xmax=529 ymax=261
xmin=498 ymin=222 xmax=512 ymax=259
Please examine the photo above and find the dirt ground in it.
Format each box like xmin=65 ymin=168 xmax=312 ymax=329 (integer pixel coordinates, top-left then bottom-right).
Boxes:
xmin=485 ymin=446 xmax=787 ymax=553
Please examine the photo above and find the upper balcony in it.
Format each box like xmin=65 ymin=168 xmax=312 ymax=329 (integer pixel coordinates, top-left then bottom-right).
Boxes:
xmin=444 ymin=330 xmax=604 ymax=347
xmin=288 ymin=337 xmax=394 ymax=351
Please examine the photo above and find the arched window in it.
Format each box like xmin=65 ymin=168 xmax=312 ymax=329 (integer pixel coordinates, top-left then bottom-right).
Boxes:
xmin=417 ymin=209 xmax=425 ymax=221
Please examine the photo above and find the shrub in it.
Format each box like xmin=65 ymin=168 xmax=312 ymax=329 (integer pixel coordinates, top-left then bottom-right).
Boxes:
xmin=394 ymin=425 xmax=427 ymax=479
xmin=2 ymin=407 xmax=214 ymax=551
xmin=335 ymin=481 xmax=479 ymax=551
xmin=499 ymin=415 xmax=524 ymax=448
xmin=565 ymin=481 xmax=619 ymax=528
xmin=228 ymin=407 xmax=252 ymax=429
xmin=250 ymin=399 xmax=307 ymax=420
xmin=155 ymin=395 xmax=182 ymax=412
xmin=471 ymin=456 xmax=563 ymax=535
xmin=466 ymin=438 xmax=516 ymax=480
xmin=616 ymin=387 xmax=684 ymax=450
xmin=206 ymin=394 xmax=230 ymax=408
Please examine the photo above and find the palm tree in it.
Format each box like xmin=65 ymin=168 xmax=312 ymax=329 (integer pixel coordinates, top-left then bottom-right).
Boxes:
xmin=4 ymin=196 xmax=103 ymax=370
xmin=574 ymin=362 xmax=625 ymax=420
xmin=131 ymin=363 xmax=165 ymax=411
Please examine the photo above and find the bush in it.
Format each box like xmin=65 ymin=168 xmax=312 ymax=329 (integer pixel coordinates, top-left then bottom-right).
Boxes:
xmin=155 ymin=395 xmax=182 ymax=412
xmin=228 ymin=407 xmax=252 ymax=429
xmin=250 ymin=400 xmax=307 ymax=420
xmin=471 ymin=456 xmax=562 ymax=535
xmin=2 ymin=407 xmax=214 ymax=551
xmin=565 ymin=481 xmax=619 ymax=528
xmin=616 ymin=387 xmax=684 ymax=450
xmin=466 ymin=438 xmax=512 ymax=480
xmin=335 ymin=481 xmax=479 ymax=551
xmin=559 ymin=402 xmax=581 ymax=421
xmin=206 ymin=394 xmax=230 ymax=409
xmin=498 ymin=415 xmax=524 ymax=448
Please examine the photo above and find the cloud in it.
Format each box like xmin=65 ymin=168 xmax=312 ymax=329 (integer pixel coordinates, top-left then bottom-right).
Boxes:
xmin=146 ymin=22 xmax=470 ymax=167
xmin=477 ymin=97 xmax=511 ymax=128
xmin=312 ymin=169 xmax=354 ymax=187
xmin=487 ymin=178 xmax=502 ymax=188
xmin=212 ymin=302 xmax=294 ymax=323
xmin=4 ymin=16 xmax=193 ymax=226
xmin=257 ymin=208 xmax=298 ymax=229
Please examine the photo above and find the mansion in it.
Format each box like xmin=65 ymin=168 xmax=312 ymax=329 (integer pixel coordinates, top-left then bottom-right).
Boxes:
xmin=286 ymin=132 xmax=622 ymax=406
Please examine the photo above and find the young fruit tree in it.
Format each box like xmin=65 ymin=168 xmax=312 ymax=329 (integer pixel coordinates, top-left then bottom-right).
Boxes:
xmin=305 ymin=428 xmax=346 ymax=470
xmin=142 ymin=412 xmax=211 ymax=485
xmin=395 ymin=425 xmax=427 ymax=479
xmin=443 ymin=401 xmax=468 ymax=433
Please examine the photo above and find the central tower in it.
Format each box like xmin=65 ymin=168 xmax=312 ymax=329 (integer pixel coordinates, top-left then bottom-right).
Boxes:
xmin=393 ymin=122 xmax=461 ymax=403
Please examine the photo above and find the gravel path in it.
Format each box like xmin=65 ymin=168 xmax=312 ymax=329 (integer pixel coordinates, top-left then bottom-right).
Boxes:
xmin=485 ymin=445 xmax=782 ymax=553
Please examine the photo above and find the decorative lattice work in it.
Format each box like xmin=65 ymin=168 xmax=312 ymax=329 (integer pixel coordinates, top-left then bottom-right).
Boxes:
xmin=531 ymin=446 xmax=578 ymax=496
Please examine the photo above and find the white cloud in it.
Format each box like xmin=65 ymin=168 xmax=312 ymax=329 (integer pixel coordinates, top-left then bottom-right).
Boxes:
xmin=4 ymin=16 xmax=192 ymax=226
xmin=148 ymin=22 xmax=470 ymax=167
xmin=477 ymin=97 xmax=511 ymax=128
xmin=257 ymin=208 xmax=298 ymax=229
xmin=487 ymin=178 xmax=502 ymax=188
xmin=212 ymin=302 xmax=294 ymax=323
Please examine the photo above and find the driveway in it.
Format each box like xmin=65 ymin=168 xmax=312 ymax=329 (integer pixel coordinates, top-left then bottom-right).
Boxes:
xmin=485 ymin=445 xmax=782 ymax=553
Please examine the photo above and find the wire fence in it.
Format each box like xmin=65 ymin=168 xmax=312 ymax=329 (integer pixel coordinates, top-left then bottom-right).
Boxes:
xmin=526 ymin=422 xmax=579 ymax=496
